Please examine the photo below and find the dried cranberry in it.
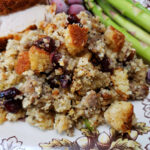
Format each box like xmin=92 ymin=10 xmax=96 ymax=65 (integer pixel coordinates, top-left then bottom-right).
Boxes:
xmin=0 ymin=38 xmax=8 ymax=52
xmin=101 ymin=55 xmax=113 ymax=73
xmin=101 ymin=56 xmax=110 ymax=70
xmin=4 ymin=99 xmax=22 ymax=113
xmin=48 ymin=79 xmax=60 ymax=89
xmin=60 ymin=74 xmax=72 ymax=88
xmin=34 ymin=37 xmax=56 ymax=53
xmin=51 ymin=52 xmax=62 ymax=66
xmin=91 ymin=53 xmax=101 ymax=66
xmin=0 ymin=88 xmax=21 ymax=99
xmin=126 ymin=51 xmax=135 ymax=61
xmin=146 ymin=69 xmax=150 ymax=84
xmin=128 ymin=76 xmax=134 ymax=81
xmin=67 ymin=14 xmax=80 ymax=24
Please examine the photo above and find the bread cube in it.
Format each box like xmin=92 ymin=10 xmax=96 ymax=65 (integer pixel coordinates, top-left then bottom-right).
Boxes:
xmin=104 ymin=26 xmax=125 ymax=52
xmin=111 ymin=68 xmax=131 ymax=100
xmin=29 ymin=46 xmax=52 ymax=73
xmin=104 ymin=101 xmax=134 ymax=132
xmin=65 ymin=24 xmax=88 ymax=56
xmin=15 ymin=51 xmax=30 ymax=74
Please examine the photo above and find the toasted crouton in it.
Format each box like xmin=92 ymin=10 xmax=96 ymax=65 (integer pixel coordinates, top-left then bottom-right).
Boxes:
xmin=111 ymin=68 xmax=131 ymax=100
xmin=15 ymin=51 xmax=30 ymax=75
xmin=104 ymin=26 xmax=125 ymax=52
xmin=65 ymin=24 xmax=88 ymax=56
xmin=104 ymin=101 xmax=134 ymax=132
xmin=29 ymin=46 xmax=52 ymax=73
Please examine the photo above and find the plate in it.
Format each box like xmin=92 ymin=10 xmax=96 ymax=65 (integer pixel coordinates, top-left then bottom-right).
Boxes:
xmin=0 ymin=0 xmax=150 ymax=149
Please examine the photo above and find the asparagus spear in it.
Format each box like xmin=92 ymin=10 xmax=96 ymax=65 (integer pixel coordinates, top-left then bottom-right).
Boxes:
xmin=96 ymin=0 xmax=150 ymax=45
xmin=126 ymin=0 xmax=150 ymax=16
xmin=84 ymin=0 xmax=150 ymax=62
xmin=107 ymin=0 xmax=150 ymax=32
xmin=84 ymin=0 xmax=115 ymax=26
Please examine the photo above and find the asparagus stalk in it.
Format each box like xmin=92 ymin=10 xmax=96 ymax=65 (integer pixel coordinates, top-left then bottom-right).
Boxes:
xmin=96 ymin=0 xmax=150 ymax=45
xmin=126 ymin=0 xmax=150 ymax=16
xmin=107 ymin=0 xmax=150 ymax=32
xmin=84 ymin=0 xmax=116 ymax=27
xmin=84 ymin=0 xmax=150 ymax=62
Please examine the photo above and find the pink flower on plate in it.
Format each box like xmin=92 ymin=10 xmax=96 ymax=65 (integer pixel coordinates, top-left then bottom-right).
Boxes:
xmin=0 ymin=136 xmax=24 ymax=150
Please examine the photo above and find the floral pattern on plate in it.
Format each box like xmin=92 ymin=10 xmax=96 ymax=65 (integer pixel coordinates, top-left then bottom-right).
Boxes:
xmin=39 ymin=122 xmax=150 ymax=150
xmin=143 ymin=94 xmax=150 ymax=122
xmin=145 ymin=138 xmax=150 ymax=150
xmin=0 ymin=136 xmax=24 ymax=150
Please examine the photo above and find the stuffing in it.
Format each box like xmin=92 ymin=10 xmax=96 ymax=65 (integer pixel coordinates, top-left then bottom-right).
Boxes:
xmin=130 ymin=83 xmax=149 ymax=100
xmin=74 ymin=91 xmax=102 ymax=121
xmin=80 ymin=90 xmax=98 ymax=108
xmin=15 ymin=51 xmax=30 ymax=74
xmin=20 ymin=75 xmax=53 ymax=110
xmin=6 ymin=110 xmax=25 ymax=121
xmin=88 ymin=114 xmax=104 ymax=128
xmin=29 ymin=46 xmax=52 ymax=72
xmin=26 ymin=108 xmax=54 ymax=130
xmin=54 ymin=114 xmax=72 ymax=133
xmin=65 ymin=24 xmax=88 ymax=56
xmin=104 ymin=26 xmax=125 ymax=52
xmin=0 ymin=11 xmax=148 ymax=135
xmin=104 ymin=101 xmax=134 ymax=133
xmin=100 ymin=89 xmax=114 ymax=106
xmin=127 ymin=58 xmax=148 ymax=83
xmin=71 ymin=56 xmax=111 ymax=95
xmin=111 ymin=68 xmax=131 ymax=100
xmin=53 ymin=92 xmax=74 ymax=113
